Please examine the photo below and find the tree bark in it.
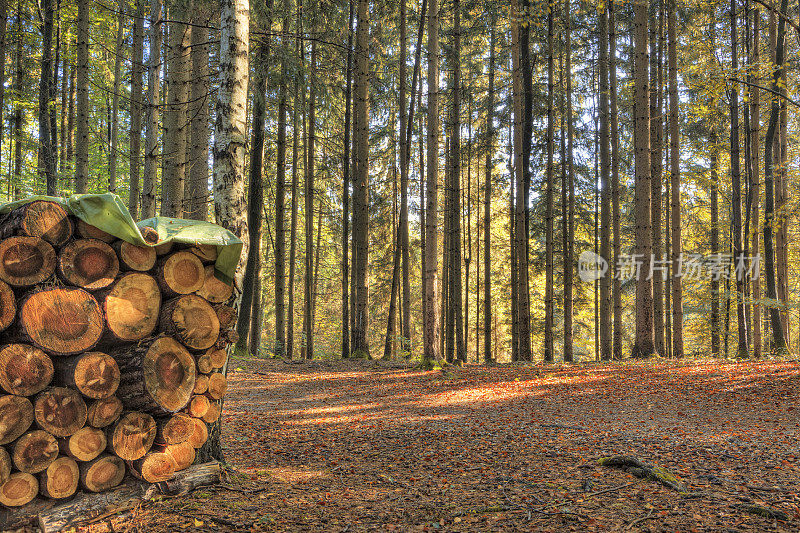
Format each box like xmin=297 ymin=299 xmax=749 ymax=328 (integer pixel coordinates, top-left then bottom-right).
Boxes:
xmin=108 ymin=8 xmax=124 ymax=192
xmin=483 ymin=12 xmax=495 ymax=365
xmin=668 ymin=0 xmax=683 ymax=358
xmin=129 ymin=0 xmax=145 ymax=218
xmin=186 ymin=6 xmax=210 ymax=221
xmin=142 ymin=0 xmax=163 ymax=218
xmin=39 ymin=0 xmax=57 ymax=194
xmin=599 ymin=0 xmax=612 ymax=360
xmin=304 ymin=35 xmax=317 ymax=359
xmin=275 ymin=14 xmax=290 ymax=358
xmin=544 ymin=0 xmax=555 ymax=363
xmin=749 ymin=5 xmax=761 ymax=358
xmin=74 ymin=0 xmax=89 ymax=192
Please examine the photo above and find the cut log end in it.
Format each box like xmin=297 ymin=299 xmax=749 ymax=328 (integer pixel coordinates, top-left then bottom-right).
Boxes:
xmin=195 ymin=353 xmax=213 ymax=374
xmin=58 ymin=239 xmax=120 ymax=290
xmin=79 ymin=454 xmax=126 ymax=492
xmin=187 ymin=417 xmax=208 ymax=449
xmin=129 ymin=452 xmax=177 ymax=483
xmin=193 ymin=374 xmax=209 ymax=395
xmin=0 ymin=394 xmax=35 ymax=445
xmin=202 ymin=401 xmax=221 ymax=424
xmin=108 ymin=412 xmax=156 ymax=461
xmin=103 ymin=273 xmax=161 ymax=342
xmin=0 ymin=344 xmax=54 ymax=397
xmin=20 ymin=288 xmax=104 ymax=355
xmin=156 ymin=413 xmax=194 ymax=445
xmin=4 ymin=201 xmax=73 ymax=246
xmin=76 ymin=219 xmax=115 ymax=243
xmin=161 ymin=295 xmax=220 ymax=351
xmin=189 ymin=244 xmax=218 ymax=263
xmin=185 ymin=395 xmax=210 ymax=419
xmin=160 ymin=441 xmax=196 ymax=471
xmin=39 ymin=456 xmax=79 ymax=499
xmin=86 ymin=396 xmax=123 ymax=428
xmin=60 ymin=426 xmax=107 ymax=462
xmin=115 ymin=241 xmax=157 ymax=272
xmin=0 ymin=472 xmax=39 ymax=507
xmin=12 ymin=430 xmax=59 ymax=473
xmin=0 ymin=280 xmax=16 ymax=332
xmin=207 ymin=373 xmax=227 ymax=400
xmin=195 ymin=266 xmax=233 ymax=303
xmin=55 ymin=352 xmax=120 ymax=399
xmin=159 ymin=251 xmax=205 ymax=295
xmin=0 ymin=236 xmax=57 ymax=287
xmin=208 ymin=349 xmax=228 ymax=370
xmin=139 ymin=226 xmax=159 ymax=245
xmin=214 ymin=305 xmax=236 ymax=331
xmin=35 ymin=387 xmax=88 ymax=437
xmin=139 ymin=336 xmax=197 ymax=413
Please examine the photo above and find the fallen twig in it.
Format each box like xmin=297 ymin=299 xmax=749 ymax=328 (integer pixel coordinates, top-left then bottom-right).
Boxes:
xmin=583 ymin=483 xmax=635 ymax=499
xmin=625 ymin=508 xmax=655 ymax=530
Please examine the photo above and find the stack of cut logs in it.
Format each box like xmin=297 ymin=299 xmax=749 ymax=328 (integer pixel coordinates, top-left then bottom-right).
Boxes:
xmin=0 ymin=201 xmax=236 ymax=508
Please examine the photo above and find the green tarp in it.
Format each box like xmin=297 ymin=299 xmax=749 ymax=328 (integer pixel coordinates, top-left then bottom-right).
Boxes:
xmin=0 ymin=193 xmax=243 ymax=284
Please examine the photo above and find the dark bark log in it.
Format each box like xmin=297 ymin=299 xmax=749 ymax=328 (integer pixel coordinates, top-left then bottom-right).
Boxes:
xmin=157 ymin=252 xmax=205 ymax=297
xmin=0 ymin=236 xmax=56 ymax=288
xmin=0 ymin=279 xmax=14 ymax=332
xmin=53 ymin=352 xmax=119 ymax=400
xmin=106 ymin=412 xmax=156 ymax=461
xmin=39 ymin=456 xmax=79 ymax=499
xmin=79 ymin=453 xmax=126 ymax=492
xmin=113 ymin=241 xmax=157 ymax=272
xmin=58 ymin=426 xmax=106 ymax=462
xmin=58 ymin=239 xmax=119 ymax=290
xmin=76 ymin=220 xmax=114 ymax=243
xmin=159 ymin=296 xmax=220 ymax=351
xmin=0 ymin=201 xmax=72 ymax=247
xmin=0 ymin=394 xmax=34 ymax=445
xmin=34 ymin=387 xmax=87 ymax=437
xmin=85 ymin=396 xmax=123 ymax=428
xmin=0 ymin=447 xmax=9 ymax=484
xmin=0 ymin=344 xmax=53 ymax=397
xmin=114 ymin=336 xmax=196 ymax=415
xmin=12 ymin=430 xmax=59 ymax=473
xmin=0 ymin=472 xmax=38 ymax=507
xmin=100 ymin=273 xmax=161 ymax=342
xmin=195 ymin=266 xmax=233 ymax=303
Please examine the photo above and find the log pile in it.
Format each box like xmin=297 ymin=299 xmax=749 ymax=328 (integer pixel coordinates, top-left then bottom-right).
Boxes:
xmin=0 ymin=200 xmax=234 ymax=511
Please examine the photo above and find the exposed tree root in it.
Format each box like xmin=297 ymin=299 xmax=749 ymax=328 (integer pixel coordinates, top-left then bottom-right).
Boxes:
xmin=598 ymin=456 xmax=688 ymax=492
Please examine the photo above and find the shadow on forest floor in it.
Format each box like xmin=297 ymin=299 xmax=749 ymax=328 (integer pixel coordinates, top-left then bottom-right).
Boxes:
xmin=110 ymin=358 xmax=800 ymax=532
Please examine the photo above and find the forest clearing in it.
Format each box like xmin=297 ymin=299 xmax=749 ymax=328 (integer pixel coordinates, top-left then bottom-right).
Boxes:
xmin=71 ymin=356 xmax=799 ymax=532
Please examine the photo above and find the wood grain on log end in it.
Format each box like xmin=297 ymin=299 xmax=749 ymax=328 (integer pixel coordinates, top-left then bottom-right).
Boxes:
xmin=214 ymin=304 xmax=236 ymax=331
xmin=158 ymin=251 xmax=205 ymax=296
xmin=192 ymin=374 xmax=209 ymax=394
xmin=195 ymin=266 xmax=233 ymax=303
xmin=207 ymin=373 xmax=227 ymax=400
xmin=160 ymin=295 xmax=220 ymax=351
xmin=159 ymin=441 xmax=195 ymax=471
xmin=0 ymin=280 xmax=16 ymax=332
xmin=86 ymin=396 xmax=123 ymax=428
xmin=0 ymin=344 xmax=53 ymax=396
xmin=102 ymin=272 xmax=161 ymax=342
xmin=201 ymin=401 xmax=221 ymax=423
xmin=156 ymin=413 xmax=194 ymax=446
xmin=128 ymin=452 xmax=176 ymax=483
xmin=19 ymin=288 xmax=104 ymax=355
xmin=114 ymin=240 xmax=157 ymax=272
xmin=58 ymin=239 xmax=119 ymax=290
xmin=34 ymin=387 xmax=88 ymax=437
xmin=188 ymin=244 xmax=218 ymax=263
xmin=185 ymin=395 xmax=210 ymax=419
xmin=76 ymin=219 xmax=115 ymax=243
xmin=79 ymin=454 xmax=126 ymax=492
xmin=187 ymin=418 xmax=208 ymax=449
xmin=59 ymin=426 xmax=107 ymax=462
xmin=54 ymin=352 xmax=120 ymax=399
xmin=1 ymin=201 xmax=72 ymax=247
xmin=0 ymin=394 xmax=35 ymax=445
xmin=39 ymin=457 xmax=79 ymax=499
xmin=0 ymin=472 xmax=38 ymax=507
xmin=107 ymin=412 xmax=156 ymax=461
xmin=12 ymin=430 xmax=59 ymax=473
xmin=208 ymin=349 xmax=228 ymax=370
xmin=0 ymin=236 xmax=56 ymax=287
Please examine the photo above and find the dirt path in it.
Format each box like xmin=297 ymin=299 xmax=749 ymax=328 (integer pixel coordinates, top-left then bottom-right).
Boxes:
xmin=128 ymin=358 xmax=799 ymax=532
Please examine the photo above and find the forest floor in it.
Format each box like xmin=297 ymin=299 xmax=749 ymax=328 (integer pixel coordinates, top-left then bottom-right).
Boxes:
xmin=100 ymin=357 xmax=797 ymax=532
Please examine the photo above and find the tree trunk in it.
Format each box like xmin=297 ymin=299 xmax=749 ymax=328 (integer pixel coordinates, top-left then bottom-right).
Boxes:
xmin=287 ymin=27 xmax=301 ymax=360
xmin=609 ymin=0 xmax=621 ymax=360
xmin=710 ymin=125 xmax=720 ymax=355
xmin=543 ymin=0 xmax=555 ymax=363
xmin=450 ymin=0 xmax=464 ymax=363
xmin=516 ymin=0 xmax=532 ymax=363
xmin=39 ymin=0 xmax=56 ymax=195
xmin=599 ymin=0 xmax=612 ymax=360
xmin=483 ymin=13 xmax=495 ymax=365
xmin=108 ymin=8 xmax=124 ymax=192
xmin=142 ymin=0 xmax=162 ymax=218
xmin=186 ymin=7 xmax=210 ymax=221
xmin=651 ymin=1 xmax=665 ymax=355
xmin=304 ymin=36 xmax=317 ymax=359
xmin=749 ymin=5 xmax=761 ymax=358
xmin=0 ymin=0 xmax=7 ymax=176
xmin=129 ymin=0 xmax=145 ymax=218
xmin=422 ymin=0 xmax=439 ymax=365
xmin=668 ymin=0 xmax=683 ymax=358
xmin=399 ymin=0 xmax=412 ymax=356
xmin=632 ymin=0 xmax=655 ymax=358
xmin=275 ymin=14 xmax=290 ymax=358
xmin=351 ymin=0 xmax=370 ymax=358
xmin=237 ymin=3 xmax=272 ymax=355
xmin=74 ymin=0 xmax=89 ymax=193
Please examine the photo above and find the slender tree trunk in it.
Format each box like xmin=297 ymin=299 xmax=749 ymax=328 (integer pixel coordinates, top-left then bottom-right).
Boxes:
xmin=341 ymin=0 xmax=353 ymax=358
xmin=509 ymin=91 xmax=518 ymax=362
xmin=398 ymin=0 xmax=412 ymax=356
xmin=632 ymin=0 xmax=655 ymax=358
xmin=40 ymin=0 xmax=56 ymax=194
xmin=763 ymin=0 xmax=788 ymax=354
xmin=610 ymin=0 xmax=621 ymax=360
xmin=422 ymin=0 xmax=440 ymax=364
xmin=108 ymin=8 xmax=124 ymax=192
xmin=710 ymin=126 xmax=720 ymax=355
xmin=142 ymin=0 xmax=162 ymax=217
xmin=129 ymin=0 xmax=145 ymax=218
xmin=598 ymin=0 xmax=611 ymax=361
xmin=0 ymin=0 xmax=7 ymax=178
xmin=287 ymin=66 xmax=300 ymax=360
xmin=729 ymin=0 xmax=748 ymax=358
xmin=483 ymin=13 xmax=495 ymax=365
xmin=351 ymin=0 xmax=370 ymax=358
xmin=304 ymin=36 xmax=317 ymax=359
xmin=237 ymin=3 xmax=272 ymax=356
xmin=543 ymin=0 xmax=555 ymax=363
xmin=187 ymin=6 xmax=211 ymax=221
xmin=668 ymin=0 xmax=683 ymax=358
xmin=450 ymin=0 xmax=464 ymax=363
xmin=162 ymin=0 xmax=191 ymax=217
xmin=749 ymin=6 xmax=761 ymax=357
xmin=11 ymin=0 xmax=22 ymax=199
xmin=650 ymin=0 xmax=664 ymax=355
xmin=275 ymin=14 xmax=290 ymax=358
